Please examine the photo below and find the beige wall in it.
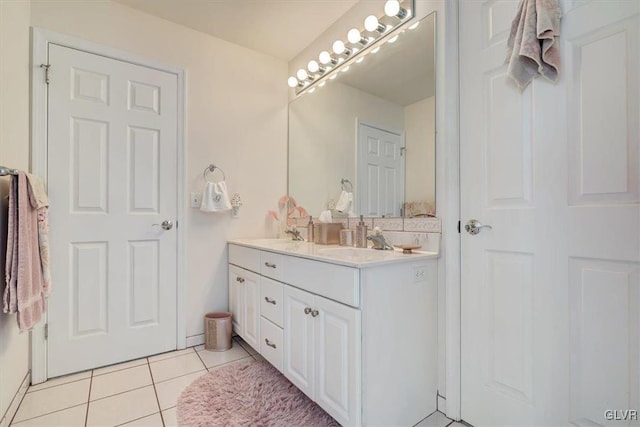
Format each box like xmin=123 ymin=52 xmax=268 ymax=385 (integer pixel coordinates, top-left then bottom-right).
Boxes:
xmin=405 ymin=96 xmax=435 ymax=207
xmin=0 ymin=0 xmax=32 ymax=421
xmin=30 ymin=0 xmax=288 ymax=340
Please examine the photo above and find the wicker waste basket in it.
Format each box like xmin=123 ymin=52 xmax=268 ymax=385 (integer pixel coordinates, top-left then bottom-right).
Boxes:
xmin=204 ymin=312 xmax=232 ymax=351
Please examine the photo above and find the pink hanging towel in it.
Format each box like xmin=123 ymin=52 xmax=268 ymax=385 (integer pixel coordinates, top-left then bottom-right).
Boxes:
xmin=506 ymin=0 xmax=562 ymax=90
xmin=3 ymin=172 xmax=47 ymax=332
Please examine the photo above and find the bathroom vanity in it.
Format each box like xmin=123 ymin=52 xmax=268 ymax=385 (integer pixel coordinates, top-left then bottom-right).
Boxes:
xmin=228 ymin=239 xmax=438 ymax=426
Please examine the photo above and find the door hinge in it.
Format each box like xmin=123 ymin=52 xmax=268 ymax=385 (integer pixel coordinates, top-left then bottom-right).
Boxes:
xmin=400 ymin=147 xmax=406 ymax=156
xmin=40 ymin=64 xmax=51 ymax=85
xmin=457 ymin=220 xmax=461 ymax=233
xmin=44 ymin=323 xmax=48 ymax=339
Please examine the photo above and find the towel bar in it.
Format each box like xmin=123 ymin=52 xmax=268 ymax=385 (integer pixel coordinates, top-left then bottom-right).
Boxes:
xmin=203 ymin=164 xmax=226 ymax=183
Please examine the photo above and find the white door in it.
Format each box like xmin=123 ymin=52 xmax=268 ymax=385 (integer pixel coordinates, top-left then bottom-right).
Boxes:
xmin=314 ymin=295 xmax=360 ymax=427
xmin=460 ymin=1 xmax=639 ymax=425
xmin=283 ymin=285 xmax=315 ymax=400
xmin=47 ymin=44 xmax=179 ymax=377
xmin=242 ymin=270 xmax=261 ymax=351
xmin=229 ymin=265 xmax=245 ymax=335
xmin=357 ymin=123 xmax=404 ymax=217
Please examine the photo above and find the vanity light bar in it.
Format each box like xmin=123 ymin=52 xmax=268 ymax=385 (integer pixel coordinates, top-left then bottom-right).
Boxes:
xmin=287 ymin=0 xmax=415 ymax=94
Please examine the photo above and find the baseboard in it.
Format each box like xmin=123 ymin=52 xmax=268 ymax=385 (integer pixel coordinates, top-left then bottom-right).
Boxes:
xmin=437 ymin=394 xmax=446 ymax=414
xmin=1 ymin=370 xmax=30 ymax=427
xmin=186 ymin=333 xmax=205 ymax=348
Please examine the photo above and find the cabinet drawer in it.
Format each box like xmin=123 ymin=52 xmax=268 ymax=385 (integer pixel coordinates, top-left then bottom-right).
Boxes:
xmin=260 ymin=317 xmax=283 ymax=373
xmin=229 ymin=244 xmax=261 ymax=273
xmin=261 ymin=277 xmax=284 ymax=327
xmin=260 ymin=251 xmax=287 ymax=282
xmin=287 ymin=257 xmax=360 ymax=307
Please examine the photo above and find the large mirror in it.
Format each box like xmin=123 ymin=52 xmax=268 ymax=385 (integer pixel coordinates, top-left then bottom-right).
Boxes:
xmin=288 ymin=12 xmax=436 ymax=218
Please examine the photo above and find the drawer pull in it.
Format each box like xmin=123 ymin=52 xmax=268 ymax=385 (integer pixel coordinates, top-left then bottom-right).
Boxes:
xmin=236 ymin=277 xmax=245 ymax=283
xmin=264 ymin=262 xmax=277 ymax=269
xmin=264 ymin=297 xmax=277 ymax=305
xmin=311 ymin=309 xmax=319 ymax=318
xmin=304 ymin=307 xmax=312 ymax=315
xmin=265 ymin=338 xmax=277 ymax=349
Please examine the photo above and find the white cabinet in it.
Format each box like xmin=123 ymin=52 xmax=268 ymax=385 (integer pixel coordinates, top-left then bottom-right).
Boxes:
xmin=228 ymin=265 xmax=260 ymax=351
xmin=284 ymin=285 xmax=361 ymax=426
xmin=229 ymin=242 xmax=437 ymax=427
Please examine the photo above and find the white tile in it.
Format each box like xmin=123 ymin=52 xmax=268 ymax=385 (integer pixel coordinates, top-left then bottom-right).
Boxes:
xmin=90 ymin=365 xmax=152 ymax=401
xmin=147 ymin=348 xmax=194 ymax=363
xmin=13 ymin=379 xmax=90 ymax=423
xmin=196 ymin=342 xmax=250 ymax=368
xmin=415 ymin=411 xmax=454 ymax=427
xmin=449 ymin=423 xmax=466 ymax=426
xmin=28 ymin=371 xmax=91 ymax=392
xmin=93 ymin=358 xmax=148 ymax=377
xmin=154 ymin=371 xmax=206 ymax=410
xmin=208 ymin=357 xmax=254 ymax=372
xmin=149 ymin=353 xmax=206 ymax=383
xmin=11 ymin=404 xmax=87 ymax=427
xmin=120 ymin=412 xmax=163 ymax=426
xmin=86 ymin=385 xmax=158 ymax=427
xmin=373 ymin=217 xmax=404 ymax=231
xmin=161 ymin=407 xmax=178 ymax=427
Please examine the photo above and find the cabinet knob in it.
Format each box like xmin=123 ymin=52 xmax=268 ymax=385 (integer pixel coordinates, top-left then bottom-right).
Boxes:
xmin=236 ymin=277 xmax=245 ymax=283
xmin=311 ymin=309 xmax=319 ymax=318
xmin=265 ymin=338 xmax=277 ymax=349
xmin=304 ymin=307 xmax=312 ymax=315
xmin=264 ymin=297 xmax=276 ymax=305
xmin=264 ymin=262 xmax=277 ymax=269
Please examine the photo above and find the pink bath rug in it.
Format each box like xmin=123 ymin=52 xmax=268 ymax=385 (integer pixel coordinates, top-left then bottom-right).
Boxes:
xmin=176 ymin=359 xmax=340 ymax=427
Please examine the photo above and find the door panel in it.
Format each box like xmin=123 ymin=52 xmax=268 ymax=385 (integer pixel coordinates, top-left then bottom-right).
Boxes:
xmin=47 ymin=44 xmax=178 ymax=377
xmin=460 ymin=0 xmax=639 ymax=425
xmin=243 ymin=270 xmax=260 ymax=351
xmin=283 ymin=285 xmax=315 ymax=399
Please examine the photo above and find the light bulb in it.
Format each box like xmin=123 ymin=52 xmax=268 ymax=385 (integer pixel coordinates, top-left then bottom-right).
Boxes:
xmin=384 ymin=0 xmax=400 ymax=17
xmin=296 ymin=68 xmax=308 ymax=81
xmin=287 ymin=76 xmax=298 ymax=88
xmin=347 ymin=28 xmax=364 ymax=44
xmin=308 ymin=60 xmax=319 ymax=73
xmin=364 ymin=15 xmax=380 ymax=32
xmin=332 ymin=40 xmax=346 ymax=55
xmin=319 ymin=51 xmax=332 ymax=65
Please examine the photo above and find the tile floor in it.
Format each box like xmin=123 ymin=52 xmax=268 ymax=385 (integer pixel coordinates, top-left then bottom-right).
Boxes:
xmin=9 ymin=336 xmax=459 ymax=427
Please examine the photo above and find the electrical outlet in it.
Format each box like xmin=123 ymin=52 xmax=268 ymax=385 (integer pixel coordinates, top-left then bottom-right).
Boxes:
xmin=190 ymin=192 xmax=202 ymax=208
xmin=413 ymin=266 xmax=426 ymax=283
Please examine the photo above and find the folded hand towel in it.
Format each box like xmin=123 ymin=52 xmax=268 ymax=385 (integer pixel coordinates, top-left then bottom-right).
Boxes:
xmin=506 ymin=0 xmax=562 ymax=90
xmin=200 ymin=181 xmax=232 ymax=212
xmin=335 ymin=191 xmax=353 ymax=213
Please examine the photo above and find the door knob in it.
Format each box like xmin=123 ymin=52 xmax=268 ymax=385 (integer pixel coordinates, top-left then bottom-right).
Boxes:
xmin=465 ymin=219 xmax=492 ymax=235
xmin=152 ymin=220 xmax=173 ymax=230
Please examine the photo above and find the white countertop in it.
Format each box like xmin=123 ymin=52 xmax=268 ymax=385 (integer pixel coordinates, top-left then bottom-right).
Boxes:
xmin=228 ymin=238 xmax=439 ymax=268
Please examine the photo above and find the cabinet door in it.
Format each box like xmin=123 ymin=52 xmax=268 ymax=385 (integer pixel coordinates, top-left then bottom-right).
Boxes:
xmin=283 ymin=285 xmax=315 ymax=400
xmin=242 ymin=271 xmax=261 ymax=351
xmin=314 ymin=294 xmax=361 ymax=427
xmin=228 ymin=265 xmax=245 ymax=336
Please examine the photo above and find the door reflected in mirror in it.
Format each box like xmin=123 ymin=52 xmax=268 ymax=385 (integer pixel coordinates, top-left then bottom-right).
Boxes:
xmin=288 ymin=12 xmax=436 ymax=218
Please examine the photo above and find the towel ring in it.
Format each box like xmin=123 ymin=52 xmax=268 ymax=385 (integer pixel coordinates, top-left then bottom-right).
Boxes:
xmin=341 ymin=178 xmax=353 ymax=192
xmin=203 ymin=164 xmax=226 ymax=183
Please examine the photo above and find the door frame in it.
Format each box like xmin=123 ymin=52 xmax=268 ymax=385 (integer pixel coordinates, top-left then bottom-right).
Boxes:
xmin=30 ymin=27 xmax=187 ymax=384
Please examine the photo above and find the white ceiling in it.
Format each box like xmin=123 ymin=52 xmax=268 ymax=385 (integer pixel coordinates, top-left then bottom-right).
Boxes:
xmin=113 ymin=0 xmax=360 ymax=61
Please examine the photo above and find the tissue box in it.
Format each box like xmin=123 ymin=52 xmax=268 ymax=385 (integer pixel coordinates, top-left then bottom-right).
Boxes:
xmin=314 ymin=223 xmax=343 ymax=244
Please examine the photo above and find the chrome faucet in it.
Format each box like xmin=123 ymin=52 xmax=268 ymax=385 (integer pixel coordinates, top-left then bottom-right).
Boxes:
xmin=367 ymin=231 xmax=393 ymax=250
xmin=285 ymin=226 xmax=304 ymax=241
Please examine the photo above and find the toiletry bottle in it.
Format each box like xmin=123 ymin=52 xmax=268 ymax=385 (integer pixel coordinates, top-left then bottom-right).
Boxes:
xmin=307 ymin=216 xmax=315 ymax=243
xmin=355 ymin=215 xmax=368 ymax=248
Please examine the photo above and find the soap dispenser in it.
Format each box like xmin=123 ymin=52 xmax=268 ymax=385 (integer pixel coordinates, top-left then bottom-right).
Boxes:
xmin=355 ymin=215 xmax=368 ymax=248
xmin=307 ymin=216 xmax=315 ymax=243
